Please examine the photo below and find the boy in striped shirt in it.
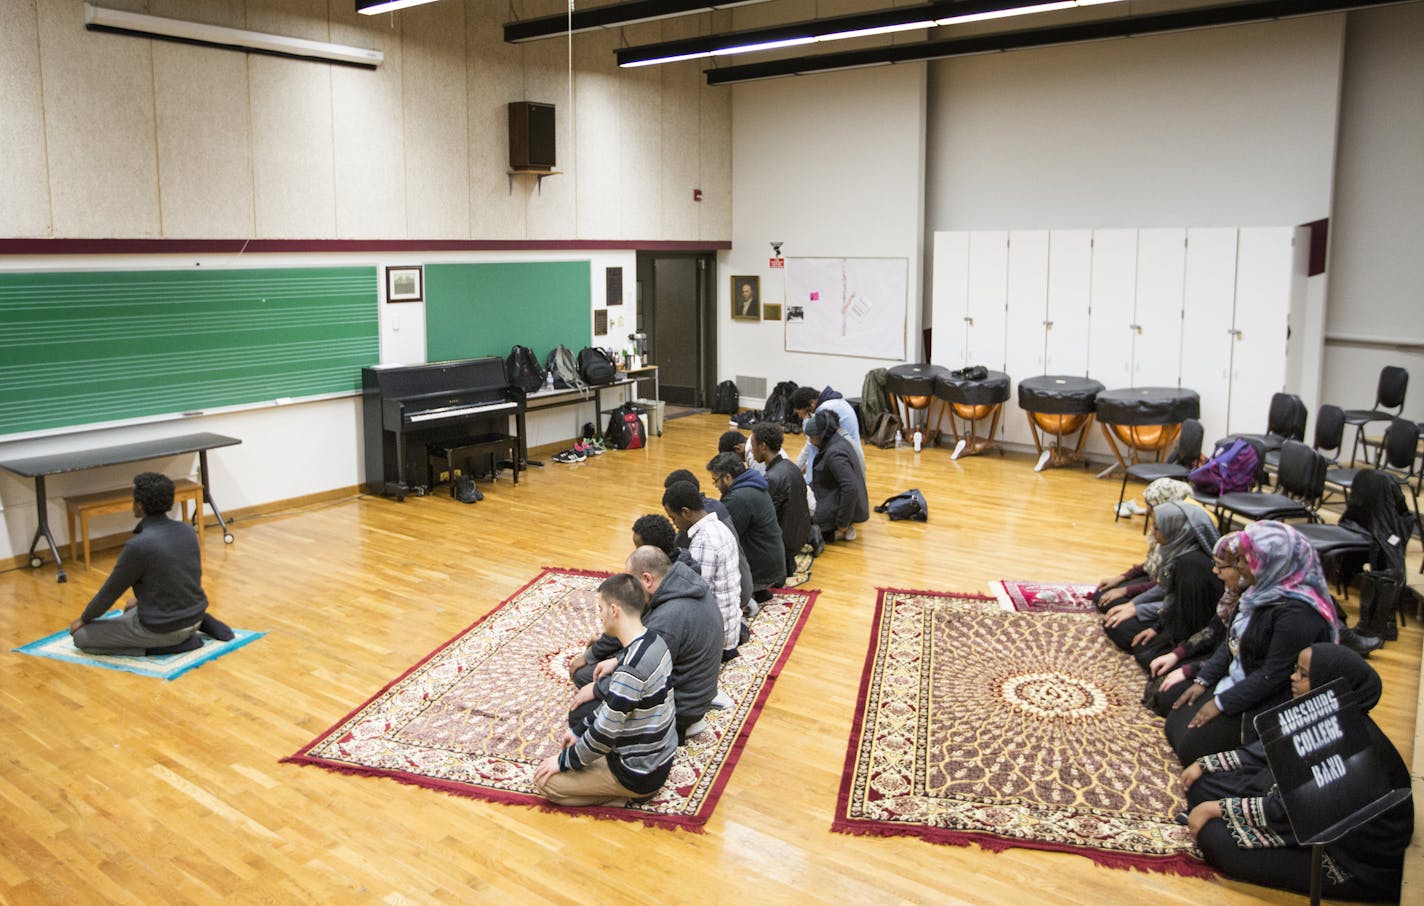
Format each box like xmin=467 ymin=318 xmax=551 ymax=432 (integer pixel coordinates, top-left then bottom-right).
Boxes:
xmin=534 ymin=573 xmax=678 ymax=806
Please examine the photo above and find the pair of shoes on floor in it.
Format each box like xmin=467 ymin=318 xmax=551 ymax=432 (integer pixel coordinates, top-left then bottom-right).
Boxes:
xmin=574 ymin=439 xmax=604 ymax=457
xmin=1116 ymin=500 xmax=1146 ymax=518
xmin=552 ymin=448 xmax=586 ymax=464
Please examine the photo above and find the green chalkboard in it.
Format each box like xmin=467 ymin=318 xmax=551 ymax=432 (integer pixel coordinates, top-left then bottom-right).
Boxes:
xmin=424 ymin=261 xmax=591 ymax=363
xmin=0 ymin=267 xmax=379 ymax=437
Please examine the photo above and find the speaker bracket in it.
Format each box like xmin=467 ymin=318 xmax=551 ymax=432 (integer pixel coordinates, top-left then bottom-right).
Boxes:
xmin=507 ymin=168 xmax=560 ymax=195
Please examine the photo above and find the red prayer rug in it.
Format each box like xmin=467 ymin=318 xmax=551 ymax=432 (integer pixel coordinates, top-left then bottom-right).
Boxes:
xmin=989 ymin=579 xmax=1098 ymax=613
xmin=286 ymin=567 xmax=816 ymax=831
xmin=833 ymin=589 xmax=1210 ymax=876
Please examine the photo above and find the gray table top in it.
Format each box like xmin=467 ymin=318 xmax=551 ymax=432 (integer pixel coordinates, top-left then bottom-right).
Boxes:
xmin=0 ymin=432 xmax=241 ymax=478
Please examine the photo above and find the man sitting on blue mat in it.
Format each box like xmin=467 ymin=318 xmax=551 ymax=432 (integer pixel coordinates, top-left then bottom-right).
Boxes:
xmin=69 ymin=472 xmax=232 ymax=656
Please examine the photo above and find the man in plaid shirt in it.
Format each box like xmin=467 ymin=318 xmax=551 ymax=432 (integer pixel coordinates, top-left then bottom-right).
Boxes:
xmin=663 ymin=480 xmax=743 ymax=660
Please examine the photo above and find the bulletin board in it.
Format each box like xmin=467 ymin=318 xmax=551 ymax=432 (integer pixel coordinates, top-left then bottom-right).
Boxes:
xmin=783 ymin=257 xmax=907 ymax=360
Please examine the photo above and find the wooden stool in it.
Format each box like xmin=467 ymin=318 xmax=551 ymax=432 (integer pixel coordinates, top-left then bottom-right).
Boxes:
xmin=65 ymin=479 xmax=204 ymax=570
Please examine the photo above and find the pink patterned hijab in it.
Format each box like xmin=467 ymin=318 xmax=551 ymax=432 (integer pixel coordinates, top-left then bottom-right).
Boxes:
xmin=1237 ymin=521 xmax=1338 ymax=638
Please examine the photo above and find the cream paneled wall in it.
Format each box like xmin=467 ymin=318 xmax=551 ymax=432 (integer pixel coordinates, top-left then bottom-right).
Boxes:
xmin=3 ymin=0 xmax=730 ymax=242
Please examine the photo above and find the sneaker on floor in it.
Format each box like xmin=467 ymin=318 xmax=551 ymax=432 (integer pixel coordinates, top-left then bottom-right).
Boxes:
xmin=1115 ymin=501 xmax=1136 ymax=518
xmin=586 ymin=438 xmax=606 ymax=455
xmin=552 ymin=448 xmax=585 ymax=464
xmin=710 ymin=690 xmax=734 ymax=710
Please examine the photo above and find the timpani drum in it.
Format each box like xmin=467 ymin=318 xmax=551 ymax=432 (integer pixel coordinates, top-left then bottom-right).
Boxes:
xmin=1017 ymin=375 xmax=1105 ymax=471
xmin=886 ymin=363 xmax=950 ymax=444
xmin=932 ymin=370 xmax=1012 ymax=459
xmin=1094 ymin=386 xmax=1201 ymax=477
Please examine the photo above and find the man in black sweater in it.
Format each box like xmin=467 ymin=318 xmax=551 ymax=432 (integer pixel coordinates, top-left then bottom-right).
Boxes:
xmin=69 ymin=472 xmax=230 ymax=656
xmin=748 ymin=421 xmax=812 ymax=574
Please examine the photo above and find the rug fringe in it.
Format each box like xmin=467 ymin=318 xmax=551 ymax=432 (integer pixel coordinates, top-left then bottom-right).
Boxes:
xmin=829 ymin=820 xmax=1215 ymax=879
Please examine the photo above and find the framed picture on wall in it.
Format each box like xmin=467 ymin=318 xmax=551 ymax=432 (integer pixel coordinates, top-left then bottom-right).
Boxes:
xmin=731 ymin=275 xmax=760 ymax=321
xmin=386 ymin=266 xmax=423 ymax=303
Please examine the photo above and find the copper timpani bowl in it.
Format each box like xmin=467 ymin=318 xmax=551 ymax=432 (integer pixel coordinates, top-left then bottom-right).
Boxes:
xmin=1110 ymin=423 xmax=1177 ymax=453
xmin=1030 ymin=411 xmax=1091 ymax=436
xmin=903 ymin=394 xmax=933 ymax=410
xmin=953 ymin=403 xmax=997 ymax=420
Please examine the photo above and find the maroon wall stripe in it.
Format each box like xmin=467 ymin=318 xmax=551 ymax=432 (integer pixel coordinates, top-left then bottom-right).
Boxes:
xmin=0 ymin=237 xmax=731 ymax=255
xmin=1302 ymin=219 xmax=1328 ymax=278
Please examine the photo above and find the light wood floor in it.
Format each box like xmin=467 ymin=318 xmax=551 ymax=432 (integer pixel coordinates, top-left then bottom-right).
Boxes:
xmin=1 ymin=414 xmax=1418 ymax=905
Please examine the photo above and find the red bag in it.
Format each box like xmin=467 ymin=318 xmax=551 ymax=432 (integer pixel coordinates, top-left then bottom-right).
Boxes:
xmin=605 ymin=403 xmax=646 ymax=450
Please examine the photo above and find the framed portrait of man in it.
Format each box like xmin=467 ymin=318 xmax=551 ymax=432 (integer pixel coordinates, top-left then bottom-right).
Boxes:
xmin=731 ymin=276 xmax=760 ymax=321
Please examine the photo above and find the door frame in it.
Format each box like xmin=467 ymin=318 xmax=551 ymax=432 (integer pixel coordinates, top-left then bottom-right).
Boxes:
xmin=637 ymin=251 xmax=718 ymax=407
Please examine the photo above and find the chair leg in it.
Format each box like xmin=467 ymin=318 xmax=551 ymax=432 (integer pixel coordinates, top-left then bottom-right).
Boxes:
xmin=1348 ymin=425 xmax=1364 ymax=468
xmin=1115 ymin=473 xmax=1128 ymax=523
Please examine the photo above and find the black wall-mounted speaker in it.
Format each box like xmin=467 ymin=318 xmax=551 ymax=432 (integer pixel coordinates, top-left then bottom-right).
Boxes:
xmin=509 ymin=101 xmax=555 ymax=170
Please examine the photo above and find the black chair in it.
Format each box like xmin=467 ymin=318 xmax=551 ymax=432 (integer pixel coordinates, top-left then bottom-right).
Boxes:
xmin=1211 ymin=440 xmax=1327 ymax=532
xmin=1115 ymin=418 xmax=1202 ymax=527
xmin=1233 ymin=392 xmax=1307 ymax=458
xmin=1343 ymin=365 xmax=1408 ymax=466
xmin=1280 ymin=403 xmax=1344 ymax=477
xmin=1295 ymin=522 xmax=1373 ymax=598
xmin=1369 ymin=417 xmax=1424 ymax=573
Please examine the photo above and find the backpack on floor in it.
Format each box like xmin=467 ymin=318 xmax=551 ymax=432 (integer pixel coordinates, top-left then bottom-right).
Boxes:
xmin=711 ymin=380 xmax=739 ymax=414
xmin=1188 ymin=438 xmax=1259 ymax=496
xmin=867 ymin=411 xmax=903 ymax=449
xmin=875 ymin=488 xmax=927 ymax=522
xmin=764 ymin=380 xmax=799 ymax=431
xmin=505 ymin=344 xmax=545 ymax=394
xmin=606 ymin=402 xmax=647 ymax=450
xmin=577 ymin=346 xmax=616 ymax=386
xmin=544 ymin=345 xmax=585 ymax=392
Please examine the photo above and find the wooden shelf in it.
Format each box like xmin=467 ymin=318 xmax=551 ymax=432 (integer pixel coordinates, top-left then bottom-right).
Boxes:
xmin=507 ymin=168 xmax=560 ymax=195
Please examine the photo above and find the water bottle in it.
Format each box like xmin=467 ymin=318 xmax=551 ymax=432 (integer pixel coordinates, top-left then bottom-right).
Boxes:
xmin=544 ymin=368 xmax=554 ymax=391
xmin=913 ymin=430 xmax=923 ymax=452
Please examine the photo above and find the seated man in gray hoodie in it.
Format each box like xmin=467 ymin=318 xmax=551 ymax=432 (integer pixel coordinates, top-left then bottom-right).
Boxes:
xmin=569 ymin=546 xmax=724 ymax=741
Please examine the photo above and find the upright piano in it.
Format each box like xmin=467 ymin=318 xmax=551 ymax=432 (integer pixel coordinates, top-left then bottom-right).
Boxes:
xmin=361 ymin=357 xmax=526 ymax=500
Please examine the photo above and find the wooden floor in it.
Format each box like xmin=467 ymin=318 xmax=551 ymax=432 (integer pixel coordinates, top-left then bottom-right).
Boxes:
xmin=1 ymin=414 xmax=1418 ymax=905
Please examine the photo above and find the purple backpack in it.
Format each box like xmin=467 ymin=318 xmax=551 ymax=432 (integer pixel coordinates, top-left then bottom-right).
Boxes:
xmin=1188 ymin=438 xmax=1258 ymax=496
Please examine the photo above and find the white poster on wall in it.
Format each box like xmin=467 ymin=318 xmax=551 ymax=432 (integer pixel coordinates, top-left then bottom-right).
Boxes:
xmin=784 ymin=257 xmax=907 ymax=360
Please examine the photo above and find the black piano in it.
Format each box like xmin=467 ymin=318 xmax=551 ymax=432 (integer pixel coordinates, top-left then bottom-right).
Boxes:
xmin=362 ymin=357 xmax=526 ymax=500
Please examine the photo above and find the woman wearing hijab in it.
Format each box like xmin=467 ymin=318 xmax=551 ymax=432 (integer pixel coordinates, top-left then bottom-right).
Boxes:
xmin=1182 ymin=643 xmax=1412 ymax=900
xmin=1165 ymin=521 xmax=1337 ymax=765
xmin=1093 ymin=479 xmax=1194 ymax=615
xmin=806 ymin=410 xmax=868 ymax=544
xmin=1144 ymin=532 xmax=1246 ymax=716
xmin=1104 ymin=502 xmax=1222 ymax=673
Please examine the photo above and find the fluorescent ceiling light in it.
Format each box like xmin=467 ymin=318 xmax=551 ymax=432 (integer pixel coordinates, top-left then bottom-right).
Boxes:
xmin=357 ymin=0 xmax=441 ymax=13
xmin=617 ymin=0 xmax=1124 ymax=69
xmin=504 ymin=0 xmax=775 ymax=44
xmin=84 ymin=3 xmax=383 ymax=68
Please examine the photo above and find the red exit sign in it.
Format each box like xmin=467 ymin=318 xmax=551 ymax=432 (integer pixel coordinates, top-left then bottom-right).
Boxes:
xmin=769 ymin=257 xmax=785 ymax=268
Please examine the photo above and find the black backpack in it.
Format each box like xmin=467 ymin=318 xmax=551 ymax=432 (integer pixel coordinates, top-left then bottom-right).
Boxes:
xmin=765 ymin=380 xmax=800 ymax=431
xmin=875 ymin=488 xmax=927 ymax=522
xmin=711 ymin=380 xmax=739 ymax=414
xmin=605 ymin=402 xmax=647 ymax=450
xmin=577 ymin=347 xmax=616 ymax=385
xmin=505 ymin=345 xmax=544 ymax=393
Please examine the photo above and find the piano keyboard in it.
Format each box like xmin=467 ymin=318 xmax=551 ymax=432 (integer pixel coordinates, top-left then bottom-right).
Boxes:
xmin=407 ymin=401 xmax=517 ymax=423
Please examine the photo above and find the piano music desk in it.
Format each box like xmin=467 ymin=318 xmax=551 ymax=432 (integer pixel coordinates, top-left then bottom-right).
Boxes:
xmin=0 ymin=432 xmax=241 ymax=583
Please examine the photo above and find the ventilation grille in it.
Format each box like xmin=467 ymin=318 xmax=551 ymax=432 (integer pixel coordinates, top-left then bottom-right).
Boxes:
xmin=735 ymin=375 xmax=767 ymax=399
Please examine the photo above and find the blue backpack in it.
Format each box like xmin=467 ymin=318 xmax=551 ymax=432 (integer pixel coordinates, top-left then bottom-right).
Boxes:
xmin=1188 ymin=438 xmax=1258 ymax=496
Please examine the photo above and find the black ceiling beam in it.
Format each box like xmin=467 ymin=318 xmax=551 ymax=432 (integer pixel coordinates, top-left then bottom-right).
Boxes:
xmin=504 ymin=0 xmax=768 ymax=44
xmin=704 ymin=0 xmax=1403 ymax=85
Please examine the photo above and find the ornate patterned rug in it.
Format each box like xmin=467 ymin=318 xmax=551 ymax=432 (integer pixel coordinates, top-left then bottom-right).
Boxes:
xmin=286 ymin=567 xmax=816 ymax=831
xmin=834 ymin=589 xmax=1210 ymax=876
xmin=989 ymin=579 xmax=1098 ymax=613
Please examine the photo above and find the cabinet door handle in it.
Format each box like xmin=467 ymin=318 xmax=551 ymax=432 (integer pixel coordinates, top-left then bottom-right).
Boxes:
xmin=963 ymin=316 xmax=974 ymax=325
xmin=1043 ymin=320 xmax=1054 ymax=329
xmin=1129 ymin=323 xmax=1143 ymax=335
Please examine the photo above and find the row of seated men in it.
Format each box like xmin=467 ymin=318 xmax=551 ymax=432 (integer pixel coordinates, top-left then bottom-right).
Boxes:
xmin=1090 ymin=478 xmax=1413 ymax=900
xmin=539 ymin=394 xmax=872 ymax=805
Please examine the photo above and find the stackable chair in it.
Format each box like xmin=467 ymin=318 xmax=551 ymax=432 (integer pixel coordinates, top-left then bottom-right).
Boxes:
xmin=1234 ymin=392 xmax=1308 ymax=463
xmin=1276 ymin=403 xmax=1344 ymax=477
xmin=1115 ymin=418 xmax=1202 ymax=529
xmin=1210 ymin=440 xmax=1328 ymax=533
xmin=1342 ymin=365 xmax=1408 ymax=466
xmin=1299 ymin=468 xmax=1408 ymax=600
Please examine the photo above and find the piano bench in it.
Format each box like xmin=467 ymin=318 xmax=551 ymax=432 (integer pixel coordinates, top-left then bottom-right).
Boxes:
xmin=65 ymin=478 xmax=204 ymax=570
xmin=427 ymin=434 xmax=520 ymax=496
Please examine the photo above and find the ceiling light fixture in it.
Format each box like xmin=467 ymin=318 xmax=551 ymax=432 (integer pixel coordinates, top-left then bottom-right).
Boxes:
xmin=702 ymin=0 xmax=1397 ymax=85
xmin=504 ymin=0 xmax=775 ymax=44
xmin=356 ymin=0 xmax=442 ymax=13
xmin=616 ymin=0 xmax=1123 ymax=69
xmin=84 ymin=2 xmax=383 ymax=68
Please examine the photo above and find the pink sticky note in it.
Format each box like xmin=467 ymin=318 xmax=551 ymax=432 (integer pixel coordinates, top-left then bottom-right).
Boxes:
xmin=809 ymin=291 xmax=820 ymax=301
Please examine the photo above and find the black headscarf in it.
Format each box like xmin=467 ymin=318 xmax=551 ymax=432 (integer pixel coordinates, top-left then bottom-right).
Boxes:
xmin=1308 ymin=642 xmax=1383 ymax=713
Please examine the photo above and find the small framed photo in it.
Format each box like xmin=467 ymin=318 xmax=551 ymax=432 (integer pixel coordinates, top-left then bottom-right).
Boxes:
xmin=762 ymin=303 xmax=783 ymax=321
xmin=731 ymin=275 xmax=760 ymax=321
xmin=386 ymin=265 xmax=423 ymax=303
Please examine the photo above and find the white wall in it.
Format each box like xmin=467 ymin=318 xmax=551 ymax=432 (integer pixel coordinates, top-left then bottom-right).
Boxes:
xmin=724 ymin=63 xmax=927 ymax=403
xmin=1320 ymin=3 xmax=1424 ymax=422
xmin=925 ymin=16 xmax=1346 ymax=231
